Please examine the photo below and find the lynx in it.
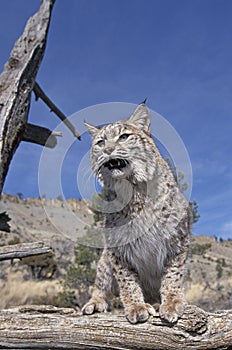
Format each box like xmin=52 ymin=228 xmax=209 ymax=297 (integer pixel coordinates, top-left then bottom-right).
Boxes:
xmin=82 ymin=102 xmax=192 ymax=324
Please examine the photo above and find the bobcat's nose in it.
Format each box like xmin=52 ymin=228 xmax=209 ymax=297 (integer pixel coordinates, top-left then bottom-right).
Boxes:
xmin=104 ymin=147 xmax=115 ymax=155
xmin=104 ymin=140 xmax=115 ymax=156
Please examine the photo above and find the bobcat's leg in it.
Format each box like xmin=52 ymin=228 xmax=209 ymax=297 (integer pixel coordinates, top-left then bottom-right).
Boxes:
xmin=159 ymin=240 xmax=188 ymax=323
xmin=82 ymin=249 xmax=113 ymax=315
xmin=109 ymin=251 xmax=156 ymax=324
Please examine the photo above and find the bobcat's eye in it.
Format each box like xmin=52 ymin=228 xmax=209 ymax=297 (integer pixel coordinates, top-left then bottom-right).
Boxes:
xmin=96 ymin=139 xmax=105 ymax=147
xmin=118 ymin=133 xmax=130 ymax=141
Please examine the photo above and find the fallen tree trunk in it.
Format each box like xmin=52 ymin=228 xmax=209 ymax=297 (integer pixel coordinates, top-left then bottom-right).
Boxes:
xmin=0 ymin=241 xmax=52 ymax=261
xmin=0 ymin=304 xmax=231 ymax=349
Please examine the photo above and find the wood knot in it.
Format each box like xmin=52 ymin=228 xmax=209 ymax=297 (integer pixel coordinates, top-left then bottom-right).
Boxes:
xmin=7 ymin=57 xmax=20 ymax=69
xmin=177 ymin=305 xmax=208 ymax=334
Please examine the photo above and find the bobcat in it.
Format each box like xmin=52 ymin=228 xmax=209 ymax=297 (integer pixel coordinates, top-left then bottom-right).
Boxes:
xmin=82 ymin=102 xmax=192 ymax=324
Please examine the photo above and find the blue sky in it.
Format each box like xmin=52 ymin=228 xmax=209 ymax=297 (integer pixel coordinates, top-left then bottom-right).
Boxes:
xmin=0 ymin=0 xmax=232 ymax=239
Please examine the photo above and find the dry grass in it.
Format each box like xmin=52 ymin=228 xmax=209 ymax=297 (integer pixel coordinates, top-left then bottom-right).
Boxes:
xmin=0 ymin=269 xmax=62 ymax=309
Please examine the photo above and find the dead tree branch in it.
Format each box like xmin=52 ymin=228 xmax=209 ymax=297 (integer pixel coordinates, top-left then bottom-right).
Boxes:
xmin=33 ymin=82 xmax=81 ymax=140
xmin=22 ymin=123 xmax=59 ymax=148
xmin=0 ymin=304 xmax=231 ymax=349
xmin=0 ymin=241 xmax=52 ymax=261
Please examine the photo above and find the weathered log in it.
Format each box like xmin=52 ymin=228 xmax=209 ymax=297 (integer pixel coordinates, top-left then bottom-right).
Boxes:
xmin=0 ymin=241 xmax=52 ymax=261
xmin=0 ymin=304 xmax=231 ymax=349
xmin=0 ymin=0 xmax=55 ymax=193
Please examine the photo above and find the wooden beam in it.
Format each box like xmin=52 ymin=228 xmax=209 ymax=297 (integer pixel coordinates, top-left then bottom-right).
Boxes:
xmin=0 ymin=0 xmax=55 ymax=194
xmin=0 ymin=304 xmax=231 ymax=349
xmin=0 ymin=241 xmax=52 ymax=261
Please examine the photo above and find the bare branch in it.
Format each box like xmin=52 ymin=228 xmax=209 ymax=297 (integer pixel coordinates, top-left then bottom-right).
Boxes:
xmin=33 ymin=82 xmax=81 ymax=140
xmin=22 ymin=123 xmax=58 ymax=148
xmin=52 ymin=131 xmax=62 ymax=137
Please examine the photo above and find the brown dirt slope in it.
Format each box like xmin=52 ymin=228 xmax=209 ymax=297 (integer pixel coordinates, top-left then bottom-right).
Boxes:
xmin=0 ymin=194 xmax=231 ymax=311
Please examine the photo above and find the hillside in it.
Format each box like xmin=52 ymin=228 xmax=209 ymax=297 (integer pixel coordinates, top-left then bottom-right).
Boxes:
xmin=0 ymin=194 xmax=231 ymax=311
xmin=186 ymin=235 xmax=232 ymax=311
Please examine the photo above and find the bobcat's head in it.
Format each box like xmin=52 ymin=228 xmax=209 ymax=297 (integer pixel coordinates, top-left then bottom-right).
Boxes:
xmin=85 ymin=103 xmax=157 ymax=183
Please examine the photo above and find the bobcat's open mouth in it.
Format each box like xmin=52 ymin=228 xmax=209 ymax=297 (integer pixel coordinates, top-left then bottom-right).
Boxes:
xmin=103 ymin=158 xmax=129 ymax=170
xmin=101 ymin=158 xmax=130 ymax=178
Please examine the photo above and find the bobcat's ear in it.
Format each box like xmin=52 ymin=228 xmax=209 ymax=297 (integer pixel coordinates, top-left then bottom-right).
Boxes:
xmin=84 ymin=121 xmax=100 ymax=137
xmin=127 ymin=102 xmax=150 ymax=133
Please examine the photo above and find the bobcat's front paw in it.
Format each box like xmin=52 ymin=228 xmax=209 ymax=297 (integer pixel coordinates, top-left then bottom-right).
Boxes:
xmin=82 ymin=296 xmax=108 ymax=315
xmin=126 ymin=303 xmax=157 ymax=324
xmin=159 ymin=298 xmax=186 ymax=323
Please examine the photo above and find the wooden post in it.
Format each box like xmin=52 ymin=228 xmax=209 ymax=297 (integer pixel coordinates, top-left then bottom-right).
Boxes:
xmin=0 ymin=0 xmax=55 ymax=194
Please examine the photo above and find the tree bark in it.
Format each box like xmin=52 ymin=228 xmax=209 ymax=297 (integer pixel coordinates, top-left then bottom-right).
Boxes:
xmin=0 ymin=0 xmax=55 ymax=193
xmin=0 ymin=241 xmax=52 ymax=261
xmin=0 ymin=304 xmax=231 ymax=349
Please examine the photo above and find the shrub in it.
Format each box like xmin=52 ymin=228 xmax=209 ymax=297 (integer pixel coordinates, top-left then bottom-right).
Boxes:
xmin=8 ymin=236 xmax=20 ymax=245
xmin=58 ymin=242 xmax=101 ymax=307
xmin=216 ymin=262 xmax=223 ymax=279
xmin=191 ymin=243 xmax=211 ymax=255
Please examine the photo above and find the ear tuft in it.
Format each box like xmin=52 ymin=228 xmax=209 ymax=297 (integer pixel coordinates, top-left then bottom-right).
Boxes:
xmin=84 ymin=120 xmax=100 ymax=137
xmin=140 ymin=97 xmax=147 ymax=105
xmin=127 ymin=103 xmax=150 ymax=133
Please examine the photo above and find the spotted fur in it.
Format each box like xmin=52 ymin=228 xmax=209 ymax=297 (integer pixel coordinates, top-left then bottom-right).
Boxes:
xmin=82 ymin=103 xmax=192 ymax=324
